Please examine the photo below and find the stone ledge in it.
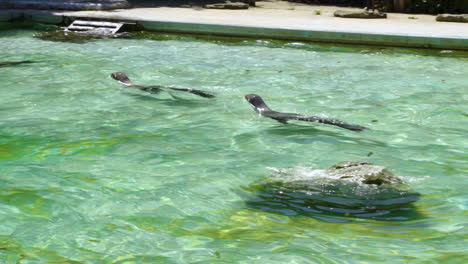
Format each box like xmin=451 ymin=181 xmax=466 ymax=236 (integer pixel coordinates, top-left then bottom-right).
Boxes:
xmin=204 ymin=2 xmax=249 ymax=10
xmin=334 ymin=10 xmax=387 ymax=19
xmin=0 ymin=0 xmax=131 ymax=11
xmin=436 ymin=14 xmax=468 ymax=23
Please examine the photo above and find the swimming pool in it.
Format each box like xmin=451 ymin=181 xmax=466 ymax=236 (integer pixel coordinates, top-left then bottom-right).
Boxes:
xmin=1 ymin=26 xmax=467 ymax=263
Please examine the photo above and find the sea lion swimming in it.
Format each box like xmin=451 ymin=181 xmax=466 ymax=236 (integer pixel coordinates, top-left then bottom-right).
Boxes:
xmin=0 ymin=60 xmax=38 ymax=67
xmin=110 ymin=72 xmax=215 ymax=98
xmin=244 ymin=94 xmax=367 ymax=131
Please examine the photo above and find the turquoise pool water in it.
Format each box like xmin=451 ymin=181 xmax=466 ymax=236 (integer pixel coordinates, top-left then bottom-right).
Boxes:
xmin=1 ymin=27 xmax=467 ymax=263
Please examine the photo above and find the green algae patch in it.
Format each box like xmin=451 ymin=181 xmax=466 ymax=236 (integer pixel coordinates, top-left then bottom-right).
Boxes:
xmin=37 ymin=132 xmax=162 ymax=157
xmin=127 ymin=31 xmax=468 ymax=58
xmin=0 ymin=132 xmax=162 ymax=160
xmin=0 ymin=239 xmax=86 ymax=264
xmin=161 ymin=207 xmax=441 ymax=243
xmin=0 ymin=132 xmax=162 ymax=161
xmin=0 ymin=144 xmax=16 ymax=159
xmin=39 ymin=137 xmax=122 ymax=156
xmin=0 ymin=188 xmax=57 ymax=220
xmin=0 ymin=135 xmax=41 ymax=160
xmin=129 ymin=30 xmax=250 ymax=44
xmin=34 ymin=30 xmax=121 ymax=43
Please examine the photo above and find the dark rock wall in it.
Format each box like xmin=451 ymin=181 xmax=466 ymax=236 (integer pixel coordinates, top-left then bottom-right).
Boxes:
xmin=409 ymin=0 xmax=468 ymax=14
xmin=0 ymin=0 xmax=131 ymax=10
xmin=287 ymin=0 xmax=468 ymax=13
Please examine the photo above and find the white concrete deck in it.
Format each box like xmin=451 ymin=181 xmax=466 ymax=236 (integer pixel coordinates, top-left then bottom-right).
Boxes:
xmin=61 ymin=2 xmax=467 ymax=39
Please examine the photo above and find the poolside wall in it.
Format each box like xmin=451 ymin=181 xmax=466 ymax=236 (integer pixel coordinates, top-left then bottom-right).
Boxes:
xmin=0 ymin=10 xmax=467 ymax=50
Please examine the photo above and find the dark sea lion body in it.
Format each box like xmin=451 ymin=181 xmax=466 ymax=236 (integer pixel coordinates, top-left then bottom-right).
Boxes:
xmin=244 ymin=94 xmax=367 ymax=131
xmin=0 ymin=60 xmax=37 ymax=67
xmin=110 ymin=72 xmax=215 ymax=98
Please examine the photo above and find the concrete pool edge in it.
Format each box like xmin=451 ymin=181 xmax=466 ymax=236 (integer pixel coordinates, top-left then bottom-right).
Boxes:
xmin=1 ymin=10 xmax=467 ymax=50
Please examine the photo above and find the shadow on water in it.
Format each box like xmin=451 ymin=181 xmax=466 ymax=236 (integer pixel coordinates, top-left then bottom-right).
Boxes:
xmin=240 ymin=178 xmax=422 ymax=223
xmin=253 ymin=123 xmax=387 ymax=148
xmin=0 ymin=60 xmax=43 ymax=67
xmin=124 ymin=92 xmax=212 ymax=107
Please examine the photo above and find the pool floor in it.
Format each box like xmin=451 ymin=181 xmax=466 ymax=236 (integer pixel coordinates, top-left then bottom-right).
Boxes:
xmin=1 ymin=27 xmax=467 ymax=263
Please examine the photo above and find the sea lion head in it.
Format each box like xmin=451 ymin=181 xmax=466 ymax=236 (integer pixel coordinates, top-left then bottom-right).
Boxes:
xmin=110 ymin=72 xmax=133 ymax=86
xmin=244 ymin=94 xmax=269 ymax=109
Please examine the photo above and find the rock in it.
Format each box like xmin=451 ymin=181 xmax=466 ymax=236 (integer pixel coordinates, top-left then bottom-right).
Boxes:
xmin=243 ymin=161 xmax=421 ymax=221
xmin=0 ymin=0 xmax=131 ymax=10
xmin=436 ymin=14 xmax=468 ymax=23
xmin=328 ymin=161 xmax=401 ymax=185
xmin=334 ymin=10 xmax=387 ymax=19
xmin=271 ymin=161 xmax=403 ymax=186
xmin=204 ymin=2 xmax=249 ymax=10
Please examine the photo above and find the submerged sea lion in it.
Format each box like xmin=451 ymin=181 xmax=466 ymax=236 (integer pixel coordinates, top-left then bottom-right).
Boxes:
xmin=110 ymin=72 xmax=215 ymax=98
xmin=0 ymin=60 xmax=38 ymax=67
xmin=244 ymin=94 xmax=367 ymax=131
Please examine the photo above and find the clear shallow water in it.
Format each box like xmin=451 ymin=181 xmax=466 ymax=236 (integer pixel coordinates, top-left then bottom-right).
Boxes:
xmin=1 ymin=26 xmax=467 ymax=263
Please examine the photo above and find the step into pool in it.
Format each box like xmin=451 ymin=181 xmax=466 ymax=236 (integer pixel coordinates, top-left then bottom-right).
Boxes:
xmin=1 ymin=25 xmax=467 ymax=264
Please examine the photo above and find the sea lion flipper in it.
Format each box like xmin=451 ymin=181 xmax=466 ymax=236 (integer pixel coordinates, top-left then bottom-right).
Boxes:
xmin=187 ymin=89 xmax=216 ymax=98
xmin=299 ymin=116 xmax=367 ymax=131
xmin=167 ymin=87 xmax=215 ymax=98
